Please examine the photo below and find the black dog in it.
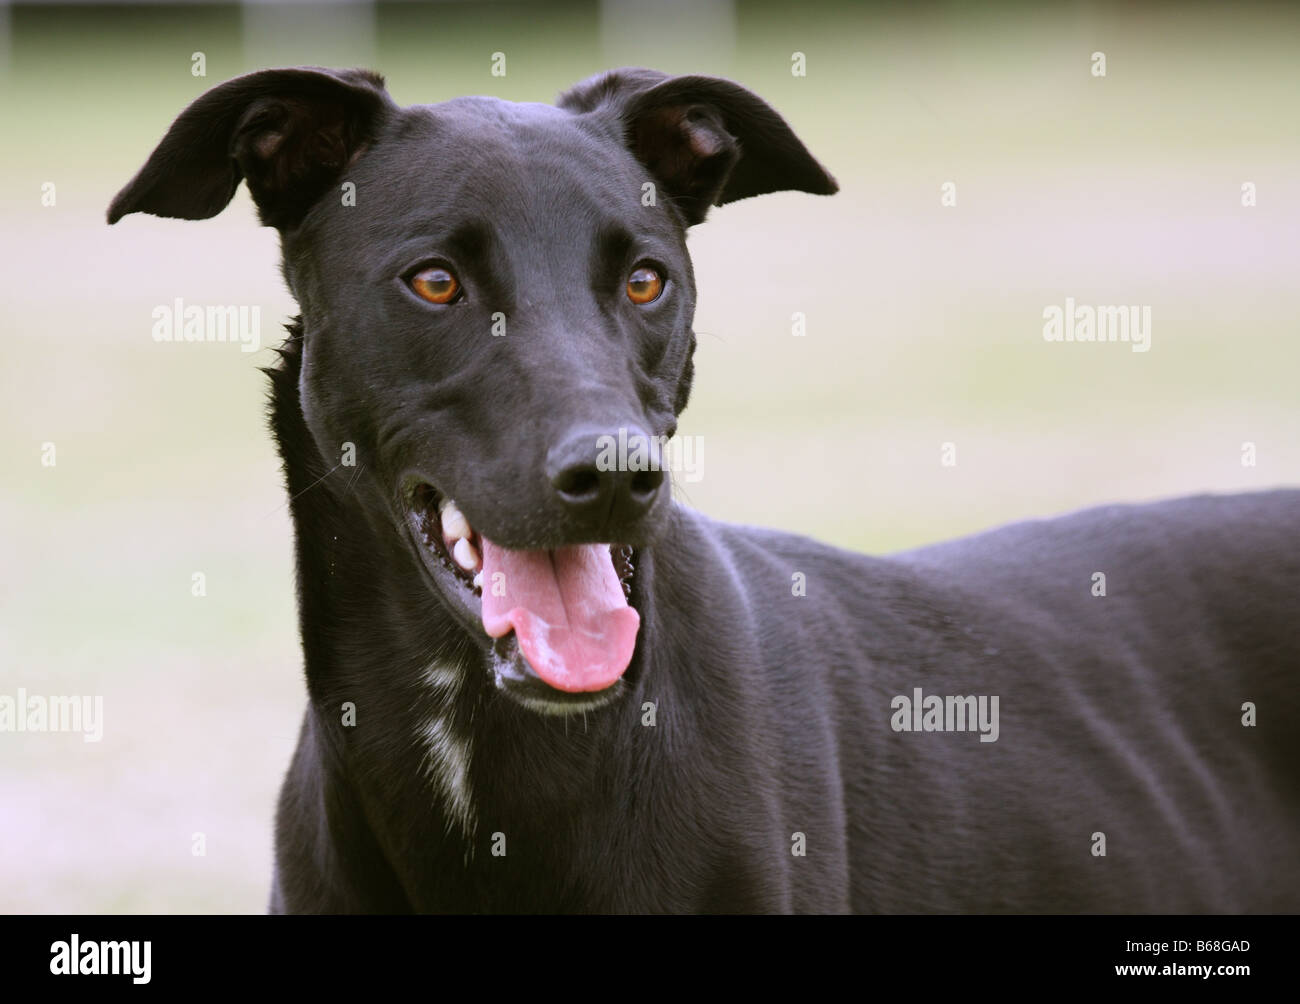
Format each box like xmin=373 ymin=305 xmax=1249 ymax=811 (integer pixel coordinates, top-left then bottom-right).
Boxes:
xmin=109 ymin=67 xmax=1300 ymax=913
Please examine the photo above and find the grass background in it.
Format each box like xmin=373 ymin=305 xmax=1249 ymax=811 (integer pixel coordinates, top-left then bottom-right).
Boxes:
xmin=1 ymin=0 xmax=1297 ymax=911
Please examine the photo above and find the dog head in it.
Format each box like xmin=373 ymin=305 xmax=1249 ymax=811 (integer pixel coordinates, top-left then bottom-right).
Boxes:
xmin=109 ymin=66 xmax=835 ymax=711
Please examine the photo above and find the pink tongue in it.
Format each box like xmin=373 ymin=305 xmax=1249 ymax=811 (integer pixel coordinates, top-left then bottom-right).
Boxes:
xmin=479 ymin=540 xmax=640 ymax=692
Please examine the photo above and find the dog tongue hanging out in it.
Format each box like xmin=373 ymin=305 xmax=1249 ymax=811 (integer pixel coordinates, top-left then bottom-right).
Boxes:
xmin=411 ymin=488 xmax=643 ymax=695
xmin=480 ymin=541 xmax=639 ymax=692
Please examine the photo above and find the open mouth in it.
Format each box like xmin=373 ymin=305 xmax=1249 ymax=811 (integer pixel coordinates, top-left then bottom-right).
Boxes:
xmin=404 ymin=482 xmax=639 ymax=712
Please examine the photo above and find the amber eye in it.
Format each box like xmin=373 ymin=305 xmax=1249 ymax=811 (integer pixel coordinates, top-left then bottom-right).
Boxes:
xmin=409 ymin=266 xmax=461 ymax=304
xmin=626 ymin=266 xmax=664 ymax=305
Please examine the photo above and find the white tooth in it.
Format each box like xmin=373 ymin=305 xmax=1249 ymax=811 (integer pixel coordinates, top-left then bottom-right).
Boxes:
xmin=440 ymin=502 xmax=471 ymax=541
xmin=472 ymin=570 xmax=483 ymax=590
xmin=453 ymin=537 xmax=480 ymax=572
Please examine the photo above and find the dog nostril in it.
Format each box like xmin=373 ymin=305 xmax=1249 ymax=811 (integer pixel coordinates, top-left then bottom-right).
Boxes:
xmin=547 ymin=426 xmax=664 ymax=519
xmin=553 ymin=465 xmax=602 ymax=502
xmin=629 ymin=468 xmax=663 ymax=500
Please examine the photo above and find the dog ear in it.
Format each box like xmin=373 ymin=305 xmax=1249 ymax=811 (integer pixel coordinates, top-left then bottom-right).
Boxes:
xmin=107 ymin=67 xmax=392 ymax=230
xmin=559 ymin=68 xmax=837 ymax=225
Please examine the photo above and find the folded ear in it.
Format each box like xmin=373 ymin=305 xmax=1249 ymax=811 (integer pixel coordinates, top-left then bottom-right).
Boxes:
xmin=107 ymin=66 xmax=393 ymax=230
xmin=559 ymin=68 xmax=837 ymax=226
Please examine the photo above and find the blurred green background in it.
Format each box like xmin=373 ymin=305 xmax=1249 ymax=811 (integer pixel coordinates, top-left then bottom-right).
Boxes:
xmin=1 ymin=0 xmax=1297 ymax=912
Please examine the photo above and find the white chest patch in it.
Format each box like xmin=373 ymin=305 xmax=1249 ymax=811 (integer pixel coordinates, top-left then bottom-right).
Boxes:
xmin=419 ymin=660 xmax=476 ymax=839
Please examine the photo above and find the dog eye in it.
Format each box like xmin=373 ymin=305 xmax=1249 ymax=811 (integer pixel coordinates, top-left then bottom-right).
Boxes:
xmin=409 ymin=266 xmax=461 ymax=304
xmin=626 ymin=266 xmax=663 ymax=305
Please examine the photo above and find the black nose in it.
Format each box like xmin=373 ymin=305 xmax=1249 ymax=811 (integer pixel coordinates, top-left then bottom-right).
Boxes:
xmin=547 ymin=426 xmax=665 ymax=526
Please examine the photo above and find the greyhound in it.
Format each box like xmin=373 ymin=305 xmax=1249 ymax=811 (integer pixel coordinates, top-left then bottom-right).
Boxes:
xmin=108 ymin=66 xmax=1300 ymax=913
